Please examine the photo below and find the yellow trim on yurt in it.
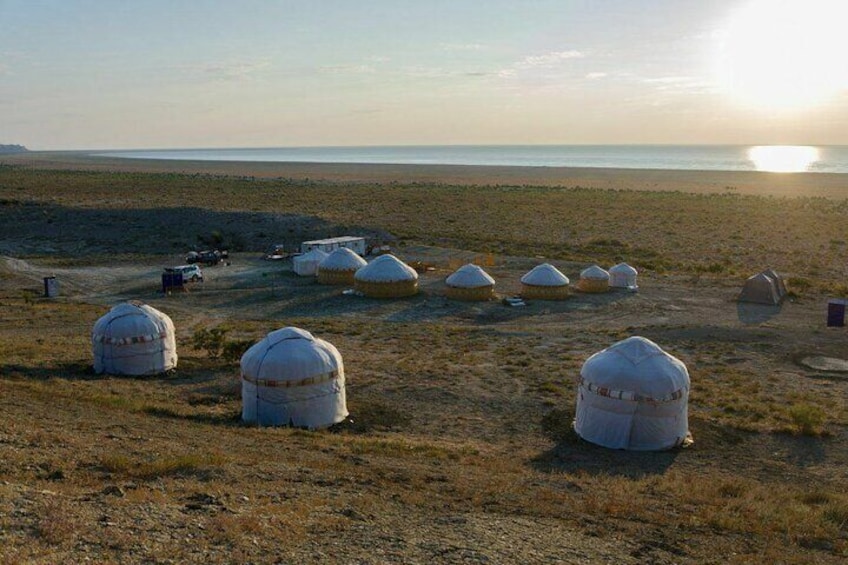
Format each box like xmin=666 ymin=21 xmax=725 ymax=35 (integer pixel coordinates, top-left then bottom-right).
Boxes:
xmin=355 ymin=279 xmax=419 ymax=298
xmin=445 ymin=284 xmax=494 ymax=301
xmin=576 ymin=278 xmax=610 ymax=293
xmin=520 ymin=283 xmax=570 ymax=300
xmin=316 ymin=268 xmax=357 ymax=286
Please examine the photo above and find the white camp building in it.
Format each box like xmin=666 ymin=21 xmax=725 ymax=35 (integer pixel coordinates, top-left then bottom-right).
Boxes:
xmin=520 ymin=263 xmax=570 ymax=300
xmin=316 ymin=247 xmax=368 ymax=285
xmin=354 ymin=254 xmax=419 ymax=298
xmin=609 ymin=263 xmax=638 ymax=289
xmin=240 ymin=327 xmax=348 ymax=429
xmin=91 ymin=302 xmax=177 ymax=376
xmin=292 ymin=248 xmax=328 ymax=276
xmin=445 ymin=263 xmax=495 ymax=301
xmin=575 ymin=336 xmax=691 ymax=451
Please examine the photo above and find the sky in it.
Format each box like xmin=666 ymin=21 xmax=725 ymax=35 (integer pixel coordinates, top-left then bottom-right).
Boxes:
xmin=2 ymin=0 xmax=848 ymax=150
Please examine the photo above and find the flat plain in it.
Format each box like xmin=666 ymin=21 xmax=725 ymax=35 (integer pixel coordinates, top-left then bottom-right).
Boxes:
xmin=1 ymin=153 xmax=847 ymax=564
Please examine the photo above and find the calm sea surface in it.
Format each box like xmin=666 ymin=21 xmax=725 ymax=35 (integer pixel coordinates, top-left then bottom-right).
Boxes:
xmin=95 ymin=145 xmax=848 ymax=174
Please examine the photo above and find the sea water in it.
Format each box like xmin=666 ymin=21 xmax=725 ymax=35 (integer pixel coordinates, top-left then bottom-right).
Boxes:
xmin=95 ymin=145 xmax=848 ymax=173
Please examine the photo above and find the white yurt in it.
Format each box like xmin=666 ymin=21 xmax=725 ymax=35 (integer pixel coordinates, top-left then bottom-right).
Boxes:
xmin=575 ymin=336 xmax=691 ymax=451
xmin=316 ymin=247 xmax=367 ymax=285
xmin=445 ymin=263 xmax=495 ymax=301
xmin=520 ymin=263 xmax=570 ymax=300
xmin=576 ymin=265 xmax=610 ymax=293
xmin=354 ymin=254 xmax=419 ymax=298
xmin=292 ymin=248 xmax=329 ymax=277
xmin=609 ymin=262 xmax=638 ymax=289
xmin=240 ymin=327 xmax=347 ymax=428
xmin=91 ymin=302 xmax=177 ymax=376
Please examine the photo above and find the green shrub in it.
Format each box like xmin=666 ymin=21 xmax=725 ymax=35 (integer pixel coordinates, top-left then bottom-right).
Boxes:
xmin=788 ymin=403 xmax=826 ymax=436
xmin=191 ymin=328 xmax=229 ymax=359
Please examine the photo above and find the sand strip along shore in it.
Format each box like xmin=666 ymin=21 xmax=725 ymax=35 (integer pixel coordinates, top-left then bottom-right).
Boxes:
xmin=2 ymin=150 xmax=848 ymax=198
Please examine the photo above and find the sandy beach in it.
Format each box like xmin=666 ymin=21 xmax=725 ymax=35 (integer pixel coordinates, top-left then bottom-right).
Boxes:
xmin=4 ymin=150 xmax=848 ymax=198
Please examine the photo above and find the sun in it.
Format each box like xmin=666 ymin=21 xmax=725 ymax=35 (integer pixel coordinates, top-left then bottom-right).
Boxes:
xmin=718 ymin=0 xmax=848 ymax=110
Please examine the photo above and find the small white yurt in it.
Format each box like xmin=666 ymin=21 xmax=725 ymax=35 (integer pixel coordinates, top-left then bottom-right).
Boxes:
xmin=576 ymin=265 xmax=610 ymax=293
xmin=240 ymin=327 xmax=347 ymax=429
xmin=316 ymin=247 xmax=367 ymax=285
xmin=292 ymin=248 xmax=328 ymax=277
xmin=354 ymin=254 xmax=419 ymax=298
xmin=445 ymin=263 xmax=495 ymax=301
xmin=92 ymin=302 xmax=177 ymax=376
xmin=520 ymin=263 xmax=570 ymax=300
xmin=609 ymin=263 xmax=638 ymax=290
xmin=575 ymin=336 xmax=691 ymax=451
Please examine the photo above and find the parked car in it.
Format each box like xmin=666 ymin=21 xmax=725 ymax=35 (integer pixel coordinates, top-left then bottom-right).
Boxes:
xmin=186 ymin=249 xmax=228 ymax=265
xmin=164 ymin=264 xmax=203 ymax=283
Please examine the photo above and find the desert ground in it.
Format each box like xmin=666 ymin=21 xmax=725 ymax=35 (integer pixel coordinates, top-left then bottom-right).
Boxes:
xmin=1 ymin=152 xmax=847 ymax=564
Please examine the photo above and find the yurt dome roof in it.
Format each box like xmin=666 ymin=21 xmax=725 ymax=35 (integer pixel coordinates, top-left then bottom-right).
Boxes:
xmin=580 ymin=265 xmax=610 ymax=280
xmin=298 ymin=248 xmax=329 ymax=261
xmin=240 ymin=327 xmax=341 ymax=383
xmin=92 ymin=302 xmax=170 ymax=343
xmin=354 ymin=254 xmax=418 ymax=283
xmin=520 ymin=263 xmax=570 ymax=286
xmin=445 ymin=264 xmax=495 ymax=288
xmin=609 ymin=263 xmax=638 ymax=275
xmin=581 ymin=336 xmax=689 ymax=400
xmin=318 ymin=247 xmax=367 ymax=271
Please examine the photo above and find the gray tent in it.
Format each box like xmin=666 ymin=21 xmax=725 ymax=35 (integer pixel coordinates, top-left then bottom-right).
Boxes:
xmin=738 ymin=272 xmax=782 ymax=305
xmin=763 ymin=268 xmax=788 ymax=299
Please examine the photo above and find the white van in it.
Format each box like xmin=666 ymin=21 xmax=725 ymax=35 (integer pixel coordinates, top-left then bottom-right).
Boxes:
xmin=164 ymin=264 xmax=203 ymax=283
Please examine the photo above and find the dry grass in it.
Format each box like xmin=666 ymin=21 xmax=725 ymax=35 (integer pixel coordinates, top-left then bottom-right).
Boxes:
xmin=1 ymin=165 xmax=847 ymax=563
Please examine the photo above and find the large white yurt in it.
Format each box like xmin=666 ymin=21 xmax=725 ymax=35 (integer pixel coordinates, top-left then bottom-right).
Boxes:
xmin=354 ymin=254 xmax=419 ymax=298
xmin=576 ymin=265 xmax=610 ymax=293
xmin=520 ymin=263 xmax=570 ymax=300
xmin=240 ymin=327 xmax=347 ymax=429
xmin=575 ymin=336 xmax=691 ymax=451
xmin=609 ymin=262 xmax=638 ymax=290
xmin=316 ymin=247 xmax=367 ymax=285
xmin=444 ymin=263 xmax=495 ymax=301
xmin=91 ymin=302 xmax=177 ymax=376
xmin=292 ymin=248 xmax=329 ymax=277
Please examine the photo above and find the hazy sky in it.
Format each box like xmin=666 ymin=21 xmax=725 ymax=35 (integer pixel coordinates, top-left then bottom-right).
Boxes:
xmin=2 ymin=0 xmax=847 ymax=149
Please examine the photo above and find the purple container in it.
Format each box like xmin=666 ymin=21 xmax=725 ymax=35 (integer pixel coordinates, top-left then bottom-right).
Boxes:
xmin=827 ymin=299 xmax=847 ymax=327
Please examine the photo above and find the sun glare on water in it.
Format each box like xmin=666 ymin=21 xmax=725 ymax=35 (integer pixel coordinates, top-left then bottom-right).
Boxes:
xmin=748 ymin=145 xmax=819 ymax=173
xmin=718 ymin=0 xmax=848 ymax=110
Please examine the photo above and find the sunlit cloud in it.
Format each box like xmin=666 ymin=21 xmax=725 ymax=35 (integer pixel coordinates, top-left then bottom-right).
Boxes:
xmin=585 ymin=72 xmax=607 ymax=79
xmin=440 ymin=42 xmax=484 ymax=51
xmin=187 ymin=60 xmax=271 ymax=80
xmin=497 ymin=50 xmax=586 ymax=80
xmin=319 ymin=64 xmax=376 ymax=75
xmin=517 ymin=50 xmax=584 ymax=68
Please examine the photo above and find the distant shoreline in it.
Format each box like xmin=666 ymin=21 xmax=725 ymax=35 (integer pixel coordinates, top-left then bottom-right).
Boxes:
xmin=3 ymin=150 xmax=848 ymax=198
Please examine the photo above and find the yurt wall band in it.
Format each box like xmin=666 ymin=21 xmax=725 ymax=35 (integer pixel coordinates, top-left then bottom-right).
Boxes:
xmin=240 ymin=327 xmax=348 ymax=429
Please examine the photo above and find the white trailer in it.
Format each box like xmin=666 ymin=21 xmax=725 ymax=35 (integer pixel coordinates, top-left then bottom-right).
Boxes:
xmin=300 ymin=236 xmax=367 ymax=256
